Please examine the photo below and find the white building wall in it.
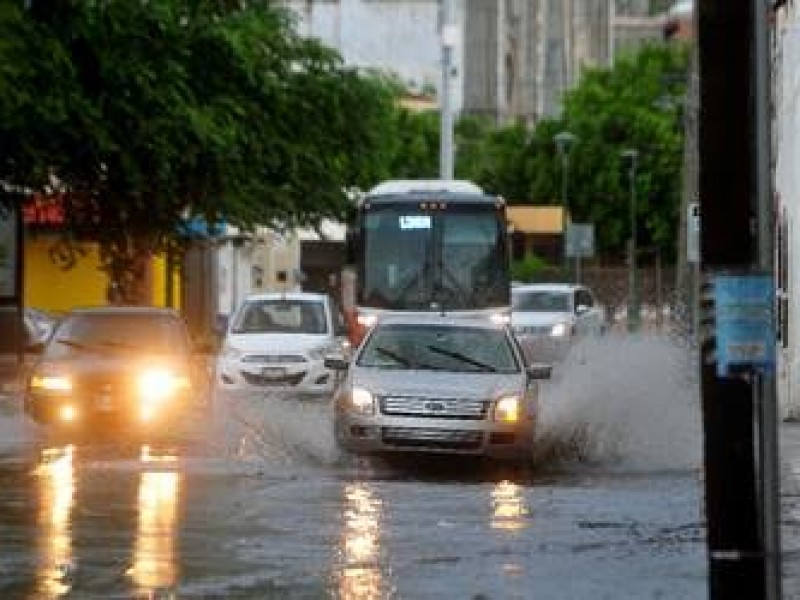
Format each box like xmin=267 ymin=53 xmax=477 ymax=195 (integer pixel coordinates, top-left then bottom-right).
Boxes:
xmin=774 ymin=5 xmax=800 ymax=419
xmin=280 ymin=0 xmax=461 ymax=110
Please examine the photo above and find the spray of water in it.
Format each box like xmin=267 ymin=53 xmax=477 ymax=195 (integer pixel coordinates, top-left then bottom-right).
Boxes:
xmin=532 ymin=332 xmax=702 ymax=472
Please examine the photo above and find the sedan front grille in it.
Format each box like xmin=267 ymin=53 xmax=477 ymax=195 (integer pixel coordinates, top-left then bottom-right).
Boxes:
xmin=241 ymin=371 xmax=306 ymax=386
xmin=379 ymin=396 xmax=489 ymax=420
xmin=381 ymin=427 xmax=483 ymax=451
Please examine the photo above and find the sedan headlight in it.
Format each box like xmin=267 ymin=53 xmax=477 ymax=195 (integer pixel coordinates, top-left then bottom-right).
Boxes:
xmin=494 ymin=395 xmax=521 ymax=423
xmin=348 ymin=387 xmax=375 ymax=415
xmin=550 ymin=322 xmax=571 ymax=338
xmin=137 ymin=369 xmax=190 ymax=403
xmin=30 ymin=374 xmax=73 ymax=393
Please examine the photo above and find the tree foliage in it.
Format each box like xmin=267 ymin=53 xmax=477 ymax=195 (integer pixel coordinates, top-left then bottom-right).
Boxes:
xmin=0 ymin=0 xmax=399 ymax=295
xmin=461 ymin=42 xmax=690 ymax=263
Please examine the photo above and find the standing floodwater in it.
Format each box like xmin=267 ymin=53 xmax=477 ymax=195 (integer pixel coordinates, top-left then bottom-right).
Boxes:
xmin=0 ymin=333 xmax=707 ymax=599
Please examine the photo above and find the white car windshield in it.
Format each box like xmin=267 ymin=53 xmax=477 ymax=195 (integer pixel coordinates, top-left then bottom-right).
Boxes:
xmin=358 ymin=324 xmax=519 ymax=373
xmin=512 ymin=291 xmax=571 ymax=312
xmin=232 ymin=299 xmax=328 ymax=334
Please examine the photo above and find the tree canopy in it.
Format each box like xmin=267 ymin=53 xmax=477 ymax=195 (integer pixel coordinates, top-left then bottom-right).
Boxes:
xmin=0 ymin=0 xmax=399 ymax=288
xmin=460 ymin=42 xmax=690 ymax=263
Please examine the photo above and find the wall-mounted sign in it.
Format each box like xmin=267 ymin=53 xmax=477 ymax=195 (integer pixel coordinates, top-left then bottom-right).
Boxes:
xmin=714 ymin=273 xmax=775 ymax=377
xmin=0 ymin=206 xmax=17 ymax=299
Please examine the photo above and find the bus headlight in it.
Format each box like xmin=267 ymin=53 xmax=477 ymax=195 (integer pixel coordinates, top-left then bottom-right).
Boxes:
xmin=356 ymin=313 xmax=378 ymax=328
xmin=494 ymin=395 xmax=521 ymax=423
xmin=490 ymin=312 xmax=511 ymax=325
xmin=349 ymin=387 xmax=375 ymax=415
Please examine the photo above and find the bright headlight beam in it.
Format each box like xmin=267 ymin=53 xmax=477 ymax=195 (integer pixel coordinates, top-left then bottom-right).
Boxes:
xmin=137 ymin=369 xmax=189 ymax=402
xmin=494 ymin=396 xmax=520 ymax=423
xmin=350 ymin=387 xmax=375 ymax=415
xmin=550 ymin=322 xmax=569 ymax=337
xmin=30 ymin=375 xmax=73 ymax=392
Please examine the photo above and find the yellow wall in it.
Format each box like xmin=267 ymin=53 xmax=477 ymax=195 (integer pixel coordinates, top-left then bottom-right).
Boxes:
xmin=24 ymin=236 xmax=180 ymax=312
xmin=24 ymin=237 xmax=107 ymax=312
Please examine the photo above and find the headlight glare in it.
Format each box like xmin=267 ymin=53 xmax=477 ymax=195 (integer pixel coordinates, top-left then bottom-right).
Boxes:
xmin=30 ymin=375 xmax=73 ymax=392
xmin=137 ymin=369 xmax=190 ymax=402
xmin=550 ymin=322 xmax=570 ymax=337
xmin=494 ymin=395 xmax=521 ymax=423
xmin=350 ymin=387 xmax=375 ymax=415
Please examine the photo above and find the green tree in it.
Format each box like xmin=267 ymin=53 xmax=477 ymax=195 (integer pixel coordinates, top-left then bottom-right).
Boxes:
xmin=460 ymin=42 xmax=689 ymax=262
xmin=0 ymin=0 xmax=399 ymax=297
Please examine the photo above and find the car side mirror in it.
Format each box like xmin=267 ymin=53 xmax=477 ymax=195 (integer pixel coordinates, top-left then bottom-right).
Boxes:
xmin=576 ymin=304 xmax=589 ymax=315
xmin=324 ymin=354 xmax=350 ymax=372
xmin=526 ymin=363 xmax=552 ymax=380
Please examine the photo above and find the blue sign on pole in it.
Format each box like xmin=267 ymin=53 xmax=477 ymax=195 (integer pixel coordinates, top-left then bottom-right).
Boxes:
xmin=714 ymin=273 xmax=775 ymax=377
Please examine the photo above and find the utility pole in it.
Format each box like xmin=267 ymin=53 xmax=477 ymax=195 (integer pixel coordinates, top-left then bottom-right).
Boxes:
xmin=698 ymin=1 xmax=779 ymax=598
xmin=439 ymin=0 xmax=456 ymax=180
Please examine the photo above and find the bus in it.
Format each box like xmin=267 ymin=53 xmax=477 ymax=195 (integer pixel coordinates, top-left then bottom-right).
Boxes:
xmin=344 ymin=179 xmax=511 ymax=343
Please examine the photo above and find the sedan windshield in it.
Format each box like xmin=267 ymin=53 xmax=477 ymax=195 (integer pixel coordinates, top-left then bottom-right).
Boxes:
xmin=358 ymin=324 xmax=520 ymax=373
xmin=46 ymin=313 xmax=189 ymax=358
xmin=512 ymin=291 xmax=571 ymax=312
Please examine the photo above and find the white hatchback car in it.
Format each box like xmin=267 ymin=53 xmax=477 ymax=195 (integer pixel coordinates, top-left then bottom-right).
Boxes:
xmin=218 ymin=292 xmax=348 ymax=396
xmin=511 ymin=283 xmax=606 ymax=363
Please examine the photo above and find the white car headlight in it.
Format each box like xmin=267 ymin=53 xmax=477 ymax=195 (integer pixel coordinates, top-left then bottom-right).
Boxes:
xmin=550 ymin=322 xmax=570 ymax=338
xmin=349 ymin=387 xmax=375 ymax=415
xmin=494 ymin=395 xmax=521 ymax=423
xmin=309 ymin=344 xmax=333 ymax=360
xmin=222 ymin=344 xmax=244 ymax=360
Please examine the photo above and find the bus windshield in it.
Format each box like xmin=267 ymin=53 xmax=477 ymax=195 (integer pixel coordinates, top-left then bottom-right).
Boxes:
xmin=357 ymin=205 xmax=509 ymax=311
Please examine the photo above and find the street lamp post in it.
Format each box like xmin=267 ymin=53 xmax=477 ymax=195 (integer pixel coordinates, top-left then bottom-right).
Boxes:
xmin=621 ymin=148 xmax=640 ymax=333
xmin=554 ymin=131 xmax=576 ymax=275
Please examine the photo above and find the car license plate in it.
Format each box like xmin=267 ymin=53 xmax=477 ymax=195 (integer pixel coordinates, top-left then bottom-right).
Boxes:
xmin=261 ymin=367 xmax=286 ymax=379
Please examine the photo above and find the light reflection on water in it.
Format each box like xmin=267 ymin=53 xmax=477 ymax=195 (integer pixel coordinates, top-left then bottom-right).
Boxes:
xmin=128 ymin=445 xmax=181 ymax=594
xmin=490 ymin=480 xmax=530 ymax=531
xmin=337 ymin=481 xmax=384 ymax=600
xmin=35 ymin=445 xmax=76 ymax=598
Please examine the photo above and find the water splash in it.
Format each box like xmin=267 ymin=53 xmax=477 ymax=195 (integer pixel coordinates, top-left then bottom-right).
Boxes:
xmin=533 ymin=332 xmax=702 ymax=472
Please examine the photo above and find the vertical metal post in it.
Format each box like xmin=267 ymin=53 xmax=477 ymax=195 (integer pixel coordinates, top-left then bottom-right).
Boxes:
xmin=754 ymin=0 xmax=780 ymax=597
xmin=554 ymin=131 xmax=576 ymax=277
xmin=439 ymin=0 xmax=456 ymax=180
xmin=622 ymin=148 xmax=639 ymax=332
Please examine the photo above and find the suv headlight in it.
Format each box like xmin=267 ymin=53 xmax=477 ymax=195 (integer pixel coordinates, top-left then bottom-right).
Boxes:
xmin=137 ymin=369 xmax=190 ymax=403
xmin=550 ymin=322 xmax=570 ymax=338
xmin=348 ymin=387 xmax=375 ymax=415
xmin=494 ymin=395 xmax=521 ymax=423
xmin=30 ymin=374 xmax=73 ymax=393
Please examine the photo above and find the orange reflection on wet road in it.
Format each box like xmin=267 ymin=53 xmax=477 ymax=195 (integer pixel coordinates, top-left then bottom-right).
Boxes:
xmin=338 ymin=482 xmax=384 ymax=600
xmin=35 ymin=445 xmax=76 ymax=598
xmin=128 ymin=445 xmax=180 ymax=593
xmin=490 ymin=480 xmax=530 ymax=531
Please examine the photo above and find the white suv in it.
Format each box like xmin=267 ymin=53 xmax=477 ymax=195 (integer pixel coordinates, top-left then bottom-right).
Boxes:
xmin=217 ymin=292 xmax=348 ymax=397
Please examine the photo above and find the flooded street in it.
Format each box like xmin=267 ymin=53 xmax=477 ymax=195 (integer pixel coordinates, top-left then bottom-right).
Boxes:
xmin=0 ymin=334 xmax=708 ymax=599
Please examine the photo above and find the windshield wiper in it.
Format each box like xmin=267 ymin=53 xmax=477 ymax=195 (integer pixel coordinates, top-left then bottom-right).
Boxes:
xmin=375 ymin=346 xmax=412 ymax=367
xmin=426 ymin=345 xmax=497 ymax=372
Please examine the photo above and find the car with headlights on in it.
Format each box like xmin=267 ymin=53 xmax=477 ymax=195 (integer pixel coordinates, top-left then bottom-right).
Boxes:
xmin=217 ymin=292 xmax=348 ymax=397
xmin=326 ymin=314 xmax=551 ymax=460
xmin=511 ymin=283 xmax=606 ymax=364
xmin=23 ymin=306 xmax=211 ymax=431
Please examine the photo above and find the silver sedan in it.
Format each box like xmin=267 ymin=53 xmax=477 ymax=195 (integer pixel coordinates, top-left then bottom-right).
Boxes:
xmin=326 ymin=315 xmax=550 ymax=460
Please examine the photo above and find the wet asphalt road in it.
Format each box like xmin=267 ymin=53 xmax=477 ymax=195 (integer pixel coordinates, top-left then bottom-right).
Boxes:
xmin=0 ymin=335 xmax=709 ymax=599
